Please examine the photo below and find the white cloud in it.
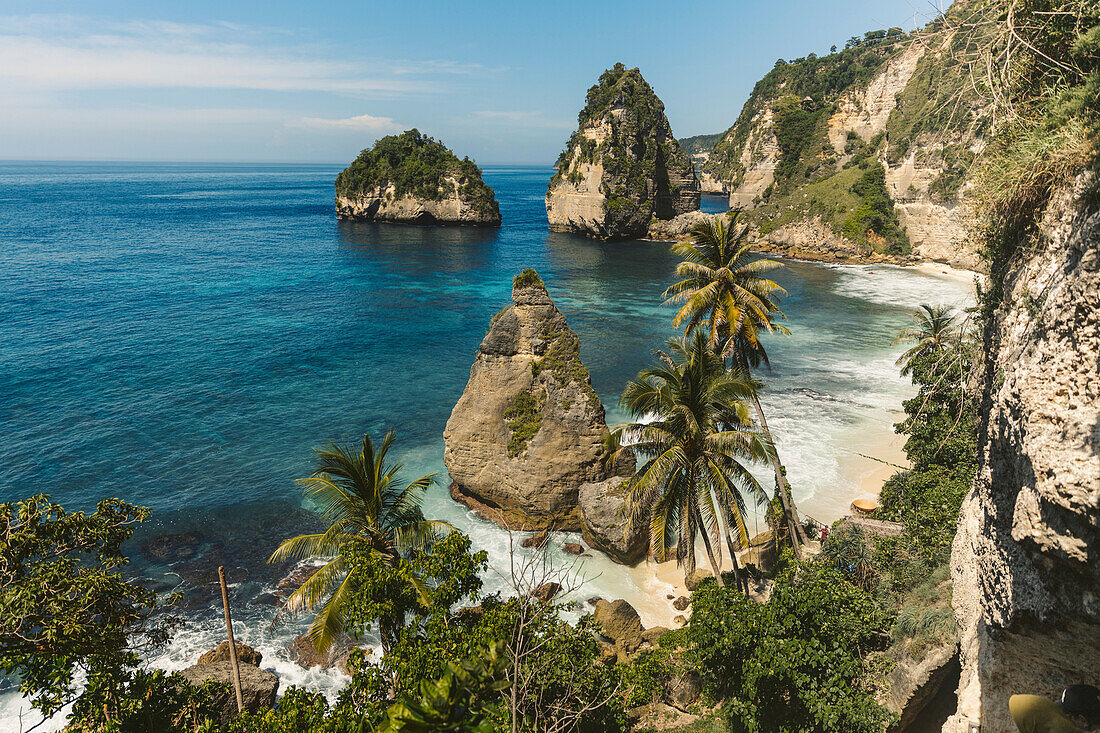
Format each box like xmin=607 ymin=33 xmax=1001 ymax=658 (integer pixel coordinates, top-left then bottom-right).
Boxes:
xmin=294 ymin=114 xmax=404 ymax=133
xmin=0 ymin=15 xmax=440 ymax=96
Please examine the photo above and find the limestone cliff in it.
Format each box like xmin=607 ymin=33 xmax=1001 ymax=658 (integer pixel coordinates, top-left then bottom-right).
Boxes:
xmin=444 ymin=270 xmax=643 ymax=562
xmin=945 ymin=176 xmax=1099 ymax=732
xmin=701 ymin=9 xmax=990 ymax=269
xmin=546 ymin=64 xmax=700 ymax=240
xmin=335 ymin=129 xmax=501 ymax=226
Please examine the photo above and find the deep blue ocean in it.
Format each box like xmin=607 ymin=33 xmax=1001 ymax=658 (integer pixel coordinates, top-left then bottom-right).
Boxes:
xmin=0 ymin=163 xmax=973 ymax=726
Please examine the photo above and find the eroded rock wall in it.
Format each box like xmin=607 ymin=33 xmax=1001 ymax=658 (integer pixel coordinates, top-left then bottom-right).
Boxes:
xmin=945 ymin=176 xmax=1100 ymax=732
xmin=444 ymin=277 xmax=637 ymax=543
xmin=335 ymin=177 xmax=501 ymax=226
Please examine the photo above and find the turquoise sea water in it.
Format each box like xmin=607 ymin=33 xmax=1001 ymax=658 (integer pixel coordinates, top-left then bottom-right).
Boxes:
xmin=0 ymin=163 xmax=974 ymax=727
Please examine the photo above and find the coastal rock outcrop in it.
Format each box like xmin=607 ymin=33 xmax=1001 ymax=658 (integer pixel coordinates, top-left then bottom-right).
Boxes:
xmin=578 ymin=476 xmax=648 ymax=565
xmin=197 ymin=641 xmax=262 ymax=667
xmin=178 ymin=661 xmax=279 ymax=723
xmin=546 ymin=63 xmax=700 ymax=240
xmin=944 ymin=175 xmax=1099 ymax=732
xmin=335 ymin=129 xmax=501 ymax=227
xmin=444 ymin=270 xmax=638 ymax=547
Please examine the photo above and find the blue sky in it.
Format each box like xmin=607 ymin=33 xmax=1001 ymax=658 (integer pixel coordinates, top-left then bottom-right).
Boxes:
xmin=0 ymin=0 xmax=951 ymax=163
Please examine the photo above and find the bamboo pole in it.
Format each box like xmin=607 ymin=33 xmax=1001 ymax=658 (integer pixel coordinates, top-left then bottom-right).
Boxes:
xmin=218 ymin=566 xmax=245 ymax=714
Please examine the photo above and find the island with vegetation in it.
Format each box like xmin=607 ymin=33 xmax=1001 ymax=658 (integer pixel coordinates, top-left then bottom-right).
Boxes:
xmin=2 ymin=1 xmax=1097 ymax=732
xmin=335 ymin=129 xmax=501 ymax=226
xmin=546 ymin=63 xmax=700 ymax=240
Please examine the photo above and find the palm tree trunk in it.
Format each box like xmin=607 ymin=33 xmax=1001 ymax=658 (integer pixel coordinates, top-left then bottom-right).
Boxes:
xmin=716 ymin=503 xmax=748 ymax=595
xmin=699 ymin=512 xmax=726 ymax=589
xmin=748 ymin=392 xmax=808 ymax=559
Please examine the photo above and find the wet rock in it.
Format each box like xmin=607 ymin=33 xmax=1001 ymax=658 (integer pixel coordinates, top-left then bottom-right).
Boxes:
xmin=586 ymin=596 xmax=603 ymax=607
xmin=562 ymin=542 xmax=585 ymax=556
xmin=672 ymin=596 xmax=690 ymax=612
xmin=521 ymin=532 xmax=549 ymax=549
xmin=579 ymin=476 xmax=648 ymax=565
xmin=178 ymin=661 xmax=278 ymax=724
xmin=197 ymin=641 xmax=262 ymax=667
xmin=288 ymin=634 xmax=353 ymax=672
xmin=532 ymin=582 xmax=561 ymax=603
xmin=673 ymin=615 xmax=687 ymax=628
xmin=142 ymin=533 xmax=199 ymax=563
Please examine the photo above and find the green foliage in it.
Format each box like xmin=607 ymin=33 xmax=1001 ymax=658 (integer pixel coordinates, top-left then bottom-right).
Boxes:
xmin=380 ymin=643 xmax=508 ymax=732
xmin=678 ymin=133 xmax=724 ymax=157
xmin=840 ymin=163 xmax=910 ymax=253
xmin=504 ymin=390 xmax=543 ymax=457
xmin=268 ymin=431 xmax=442 ymax=655
xmin=70 ymin=668 xmax=226 ymax=733
xmin=335 ymin=129 xmax=498 ymax=217
xmin=512 ymin=268 xmax=544 ymax=289
xmin=0 ymin=495 xmax=178 ymax=718
xmin=773 ymin=98 xmax=829 ymax=185
xmin=704 ymin=40 xmax=899 ymax=185
xmin=687 ymin=566 xmax=894 ymax=733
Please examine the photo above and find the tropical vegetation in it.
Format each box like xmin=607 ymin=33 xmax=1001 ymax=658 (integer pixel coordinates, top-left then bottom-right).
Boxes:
xmin=661 ymin=212 xmax=809 ymax=557
xmin=268 ymin=431 xmax=446 ymax=653
xmin=610 ymin=330 xmax=771 ymax=589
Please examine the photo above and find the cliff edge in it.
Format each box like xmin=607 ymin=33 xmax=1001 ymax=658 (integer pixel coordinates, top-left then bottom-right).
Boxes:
xmin=945 ymin=175 xmax=1099 ymax=732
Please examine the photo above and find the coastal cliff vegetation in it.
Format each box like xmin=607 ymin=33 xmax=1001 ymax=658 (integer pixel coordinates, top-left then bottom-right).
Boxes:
xmin=335 ymin=129 xmax=498 ymax=218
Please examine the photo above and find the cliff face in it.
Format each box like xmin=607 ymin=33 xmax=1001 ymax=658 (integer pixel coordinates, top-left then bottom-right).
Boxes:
xmin=546 ymin=63 xmax=700 ymax=240
xmin=700 ymin=10 xmax=989 ymax=269
xmin=336 ymin=182 xmax=500 ymax=226
xmin=335 ymin=129 xmax=501 ymax=227
xmin=945 ymin=176 xmax=1099 ymax=732
xmin=444 ymin=272 xmax=643 ymax=562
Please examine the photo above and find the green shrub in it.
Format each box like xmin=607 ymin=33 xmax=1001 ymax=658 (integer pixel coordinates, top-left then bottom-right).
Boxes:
xmin=512 ymin=268 xmax=544 ymax=289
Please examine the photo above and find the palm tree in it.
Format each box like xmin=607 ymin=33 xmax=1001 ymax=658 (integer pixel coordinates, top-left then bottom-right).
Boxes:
xmin=893 ymin=304 xmax=962 ymax=375
xmin=611 ymin=330 xmax=771 ymax=590
xmin=661 ymin=212 xmax=809 ymax=557
xmin=269 ymin=431 xmax=447 ymax=653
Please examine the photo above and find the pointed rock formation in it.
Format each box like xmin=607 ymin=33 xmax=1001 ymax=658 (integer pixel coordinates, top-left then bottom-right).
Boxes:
xmin=546 ymin=63 xmax=700 ymax=240
xmin=444 ymin=270 xmax=643 ymax=562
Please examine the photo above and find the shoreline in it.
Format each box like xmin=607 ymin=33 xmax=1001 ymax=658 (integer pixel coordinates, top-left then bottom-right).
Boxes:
xmin=628 ymin=424 xmax=909 ymax=628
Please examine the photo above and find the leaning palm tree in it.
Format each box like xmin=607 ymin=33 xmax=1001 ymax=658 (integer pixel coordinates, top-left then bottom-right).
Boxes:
xmin=661 ymin=212 xmax=809 ymax=557
xmin=893 ymin=304 xmax=962 ymax=375
xmin=268 ymin=431 xmax=447 ymax=653
xmin=611 ymin=330 xmax=771 ymax=590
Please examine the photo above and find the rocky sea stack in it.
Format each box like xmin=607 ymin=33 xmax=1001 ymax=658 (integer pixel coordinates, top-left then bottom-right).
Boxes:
xmin=335 ymin=129 xmax=501 ymax=226
xmin=545 ymin=63 xmax=700 ymax=240
xmin=444 ymin=269 xmax=645 ymax=564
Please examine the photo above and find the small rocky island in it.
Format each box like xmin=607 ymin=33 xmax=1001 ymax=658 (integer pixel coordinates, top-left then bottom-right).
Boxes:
xmin=335 ymin=129 xmax=501 ymax=226
xmin=443 ymin=269 xmax=646 ymax=564
xmin=545 ymin=63 xmax=700 ymax=240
